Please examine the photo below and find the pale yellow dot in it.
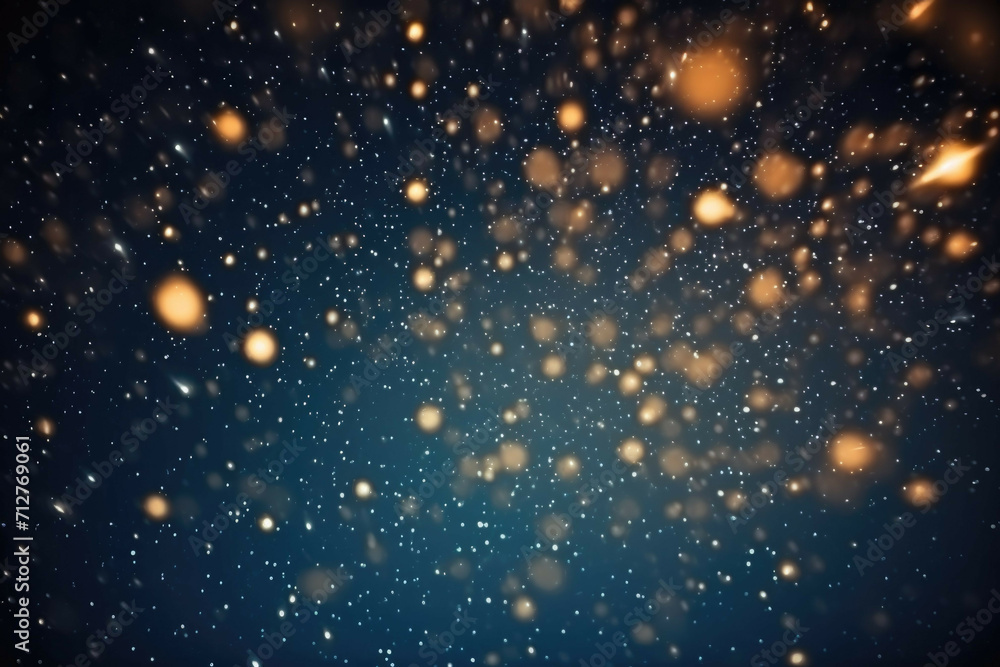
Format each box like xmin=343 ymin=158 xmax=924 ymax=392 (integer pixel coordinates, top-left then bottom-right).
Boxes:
xmin=406 ymin=180 xmax=429 ymax=205
xmin=35 ymin=417 xmax=56 ymax=438
xmin=618 ymin=369 xmax=642 ymax=395
xmin=753 ymin=151 xmax=806 ymax=200
xmin=512 ymin=596 xmax=536 ymax=621
xmin=413 ymin=266 xmax=435 ymax=292
xmin=556 ymin=99 xmax=586 ymax=133
xmin=211 ymin=108 xmax=248 ymax=146
xmin=944 ymin=230 xmax=978 ymax=260
xmin=243 ymin=328 xmax=279 ymax=366
xmin=637 ymin=395 xmax=667 ymax=425
xmin=633 ymin=353 xmax=657 ymax=375
xmin=528 ymin=556 xmax=565 ymax=592
xmin=541 ymin=353 xmax=566 ymax=379
xmin=556 ymin=455 xmax=581 ymax=480
xmin=500 ymin=442 xmax=529 ymax=472
xmin=405 ymin=22 xmax=424 ymax=42
xmin=587 ymin=315 xmax=618 ymax=349
xmin=778 ymin=560 xmax=800 ymax=581
xmin=24 ymin=309 xmax=45 ymax=330
xmin=151 ymin=273 xmax=208 ymax=335
xmin=692 ymin=188 xmax=735 ymax=226
xmin=585 ymin=362 xmax=607 ymax=385
xmin=354 ymin=479 xmax=374 ymax=500
xmin=496 ymin=251 xmax=516 ymax=271
xmin=672 ymin=47 xmax=749 ymax=119
xmin=258 ymin=514 xmax=275 ymax=532
xmin=617 ymin=437 xmax=645 ymax=464
xmin=530 ymin=316 xmax=559 ymax=343
xmin=829 ymin=430 xmax=877 ymax=471
xmin=904 ymin=478 xmax=936 ymax=506
xmin=416 ymin=403 xmax=444 ymax=433
xmin=746 ymin=268 xmax=786 ymax=310
xmin=143 ymin=494 xmax=170 ymax=521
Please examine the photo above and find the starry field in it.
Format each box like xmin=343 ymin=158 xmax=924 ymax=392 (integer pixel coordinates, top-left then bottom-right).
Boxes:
xmin=2 ymin=0 xmax=1000 ymax=665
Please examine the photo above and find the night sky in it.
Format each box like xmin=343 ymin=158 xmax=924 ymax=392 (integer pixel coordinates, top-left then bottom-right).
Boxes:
xmin=3 ymin=0 xmax=1000 ymax=665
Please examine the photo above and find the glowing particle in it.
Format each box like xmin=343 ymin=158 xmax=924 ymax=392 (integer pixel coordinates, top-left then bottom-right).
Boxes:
xmin=406 ymin=22 xmax=425 ymax=42
xmin=243 ymin=328 xmax=279 ymax=366
xmin=556 ymin=455 xmax=581 ymax=480
xmin=915 ymin=142 xmax=986 ymax=188
xmin=406 ymin=179 xmax=429 ymax=204
xmin=778 ymin=560 xmax=800 ymax=581
xmin=23 ymin=308 xmax=45 ymax=331
xmin=413 ymin=266 xmax=435 ymax=292
xmin=617 ymin=437 xmax=645 ymax=464
xmin=512 ymin=596 xmax=536 ymax=621
xmin=354 ymin=479 xmax=374 ymax=500
xmin=150 ymin=273 xmax=208 ymax=334
xmin=556 ymin=100 xmax=586 ymax=133
xmin=143 ymin=494 xmax=170 ymax=521
xmin=692 ymin=189 xmax=736 ymax=226
xmin=829 ymin=431 xmax=877 ymax=471
xmin=416 ymin=404 xmax=443 ymax=433
xmin=211 ymin=108 xmax=248 ymax=146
